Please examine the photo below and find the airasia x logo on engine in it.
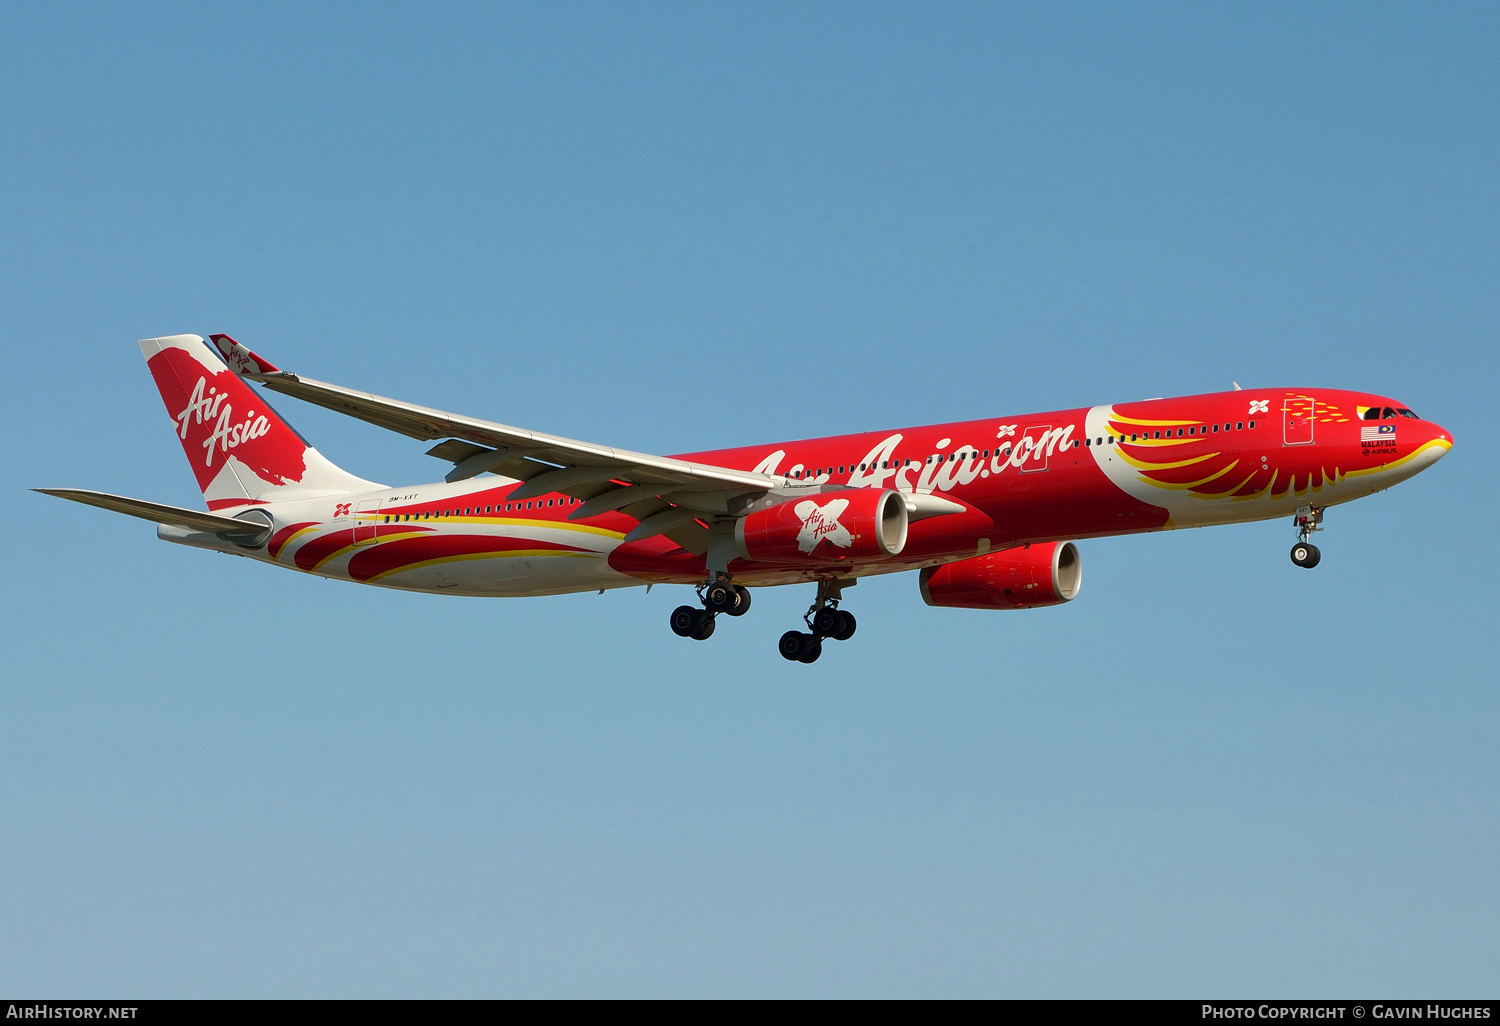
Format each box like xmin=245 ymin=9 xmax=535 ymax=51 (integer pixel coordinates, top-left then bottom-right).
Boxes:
xmin=795 ymin=499 xmax=853 ymax=553
xmin=176 ymin=376 xmax=272 ymax=468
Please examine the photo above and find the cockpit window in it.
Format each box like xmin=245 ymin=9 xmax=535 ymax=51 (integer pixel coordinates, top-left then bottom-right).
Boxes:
xmin=1362 ymin=405 xmax=1419 ymax=421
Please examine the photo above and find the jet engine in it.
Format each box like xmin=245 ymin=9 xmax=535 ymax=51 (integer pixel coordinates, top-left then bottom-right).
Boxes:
xmin=736 ymin=489 xmax=908 ymax=563
xmin=919 ymin=541 xmax=1082 ymax=609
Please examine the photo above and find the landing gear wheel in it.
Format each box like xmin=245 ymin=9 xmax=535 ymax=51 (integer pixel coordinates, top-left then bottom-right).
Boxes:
xmin=1290 ymin=543 xmax=1321 ymax=569
xmin=797 ymin=637 xmax=823 ymax=663
xmin=670 ymin=605 xmax=700 ymax=637
xmin=703 ymin=583 xmax=736 ymax=613
xmin=779 ymin=630 xmax=808 ymax=661
xmin=691 ymin=616 xmax=716 ymax=641
xmin=725 ymin=585 xmax=752 ymax=617
xmin=831 ymin=610 xmax=856 ymax=641
xmin=811 ymin=606 xmax=842 ymax=637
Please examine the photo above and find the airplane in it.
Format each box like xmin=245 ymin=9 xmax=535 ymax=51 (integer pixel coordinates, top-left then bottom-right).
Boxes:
xmin=37 ymin=334 xmax=1453 ymax=663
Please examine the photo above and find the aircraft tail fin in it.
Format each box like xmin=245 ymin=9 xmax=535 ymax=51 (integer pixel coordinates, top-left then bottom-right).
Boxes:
xmin=138 ymin=334 xmax=382 ymax=510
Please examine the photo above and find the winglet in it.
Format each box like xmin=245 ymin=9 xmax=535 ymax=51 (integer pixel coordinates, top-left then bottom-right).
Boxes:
xmin=209 ymin=333 xmax=281 ymax=378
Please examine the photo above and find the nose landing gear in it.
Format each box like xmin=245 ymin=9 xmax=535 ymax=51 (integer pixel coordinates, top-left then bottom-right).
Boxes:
xmin=778 ymin=578 xmax=857 ymax=664
xmin=1290 ymin=505 xmax=1323 ymax=569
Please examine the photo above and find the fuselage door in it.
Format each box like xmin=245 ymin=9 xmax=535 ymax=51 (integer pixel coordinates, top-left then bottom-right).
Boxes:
xmin=352 ymin=499 xmax=381 ymax=544
xmin=1283 ymin=395 xmax=1315 ymax=446
xmin=1019 ymin=425 xmax=1054 ymax=473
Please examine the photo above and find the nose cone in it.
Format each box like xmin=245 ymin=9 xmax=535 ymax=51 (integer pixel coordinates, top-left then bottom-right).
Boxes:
xmin=1418 ymin=421 xmax=1453 ymax=467
xmin=1429 ymin=421 xmax=1453 ymax=449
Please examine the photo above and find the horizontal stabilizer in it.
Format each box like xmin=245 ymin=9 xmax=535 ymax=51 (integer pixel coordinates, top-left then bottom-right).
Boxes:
xmin=34 ymin=489 xmax=269 ymax=538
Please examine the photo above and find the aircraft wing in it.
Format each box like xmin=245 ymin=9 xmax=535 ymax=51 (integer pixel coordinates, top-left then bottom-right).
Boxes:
xmin=209 ymin=335 xmax=780 ymax=551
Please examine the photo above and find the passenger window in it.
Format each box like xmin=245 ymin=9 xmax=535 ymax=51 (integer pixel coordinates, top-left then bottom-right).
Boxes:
xmin=1249 ymin=420 xmax=1256 ymax=429
xmin=1188 ymin=427 xmax=1196 ymax=435
xmin=1236 ymin=422 xmax=1243 ymax=430
xmin=1085 ymin=438 xmax=1092 ymax=447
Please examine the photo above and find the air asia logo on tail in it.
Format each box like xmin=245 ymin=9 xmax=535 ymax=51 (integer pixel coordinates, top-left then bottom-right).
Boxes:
xmin=176 ymin=376 xmax=273 ymax=467
xmin=795 ymin=499 xmax=852 ymax=553
xmin=144 ymin=344 xmax=310 ymax=496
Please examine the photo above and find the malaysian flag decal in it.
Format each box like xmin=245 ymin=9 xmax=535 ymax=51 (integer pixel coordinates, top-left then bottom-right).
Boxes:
xmin=1361 ymin=425 xmax=1397 ymax=441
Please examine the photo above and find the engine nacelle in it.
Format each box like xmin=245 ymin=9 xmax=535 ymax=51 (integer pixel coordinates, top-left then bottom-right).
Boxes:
xmin=919 ymin=541 xmax=1082 ymax=609
xmin=736 ymin=489 xmax=908 ymax=563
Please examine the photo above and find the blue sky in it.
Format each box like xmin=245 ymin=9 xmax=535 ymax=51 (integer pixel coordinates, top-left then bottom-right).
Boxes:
xmin=2 ymin=2 xmax=1496 ymax=997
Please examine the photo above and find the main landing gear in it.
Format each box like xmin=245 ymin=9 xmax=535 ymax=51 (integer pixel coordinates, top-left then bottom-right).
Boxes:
xmin=1290 ymin=504 xmax=1324 ymax=569
xmin=667 ymin=574 xmax=858 ymax=665
xmin=778 ymin=579 xmax=857 ymax=664
xmin=669 ymin=574 xmax=751 ymax=642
